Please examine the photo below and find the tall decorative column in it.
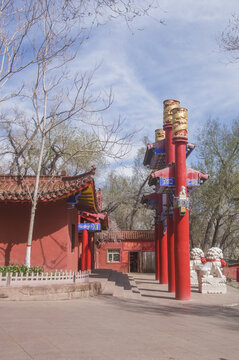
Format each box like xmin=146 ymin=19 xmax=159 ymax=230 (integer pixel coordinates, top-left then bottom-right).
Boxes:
xmin=154 ymin=129 xmax=167 ymax=283
xmin=87 ymin=233 xmax=93 ymax=271
xmin=155 ymin=213 xmax=160 ymax=281
xmin=163 ymin=99 xmax=180 ymax=293
xmin=172 ymin=107 xmax=191 ymax=300
xmin=158 ymin=195 xmax=168 ymax=284
xmin=81 ymin=229 xmax=88 ymax=272
xmin=154 ymin=129 xmax=165 ymax=282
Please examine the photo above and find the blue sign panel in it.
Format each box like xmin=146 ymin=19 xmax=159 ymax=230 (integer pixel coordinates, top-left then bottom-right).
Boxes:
xmin=78 ymin=223 xmax=101 ymax=231
xmin=159 ymin=177 xmax=200 ymax=187
xmin=187 ymin=178 xmax=200 ymax=186
xmin=159 ymin=177 xmax=175 ymax=186
xmin=155 ymin=148 xmax=166 ymax=154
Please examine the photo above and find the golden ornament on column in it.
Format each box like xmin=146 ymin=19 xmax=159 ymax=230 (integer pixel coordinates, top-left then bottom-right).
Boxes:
xmin=163 ymin=99 xmax=180 ymax=126
xmin=172 ymin=107 xmax=188 ymax=141
xmin=155 ymin=129 xmax=165 ymax=142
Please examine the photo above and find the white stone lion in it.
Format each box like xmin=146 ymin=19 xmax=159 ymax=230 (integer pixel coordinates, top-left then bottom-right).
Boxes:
xmin=190 ymin=248 xmax=205 ymax=286
xmin=199 ymin=247 xmax=227 ymax=294
xmin=190 ymin=248 xmax=205 ymax=260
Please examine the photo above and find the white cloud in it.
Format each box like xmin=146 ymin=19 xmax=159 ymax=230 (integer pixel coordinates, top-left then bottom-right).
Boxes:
xmin=2 ymin=0 xmax=239 ymax=178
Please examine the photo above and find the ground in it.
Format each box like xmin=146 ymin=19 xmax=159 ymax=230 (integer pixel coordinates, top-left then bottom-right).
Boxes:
xmin=0 ymin=273 xmax=238 ymax=360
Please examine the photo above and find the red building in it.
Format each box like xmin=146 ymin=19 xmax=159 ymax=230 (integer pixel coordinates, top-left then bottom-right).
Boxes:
xmin=94 ymin=230 xmax=155 ymax=273
xmin=0 ymin=168 xmax=107 ymax=272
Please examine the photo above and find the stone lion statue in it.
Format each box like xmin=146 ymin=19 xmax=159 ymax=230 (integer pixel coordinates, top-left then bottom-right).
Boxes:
xmin=190 ymin=248 xmax=205 ymax=260
xmin=199 ymin=247 xmax=227 ymax=294
xmin=205 ymin=247 xmax=224 ymax=261
xmin=190 ymin=248 xmax=205 ymax=286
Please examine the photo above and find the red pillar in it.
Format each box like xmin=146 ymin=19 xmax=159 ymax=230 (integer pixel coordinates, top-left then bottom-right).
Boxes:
xmin=167 ymin=214 xmax=175 ymax=292
xmin=158 ymin=195 xmax=168 ymax=284
xmin=163 ymin=99 xmax=179 ymax=293
xmin=81 ymin=229 xmax=88 ymax=272
xmin=155 ymin=219 xmax=160 ymax=281
xmin=173 ymin=107 xmax=191 ymax=300
xmin=87 ymin=233 xmax=93 ymax=271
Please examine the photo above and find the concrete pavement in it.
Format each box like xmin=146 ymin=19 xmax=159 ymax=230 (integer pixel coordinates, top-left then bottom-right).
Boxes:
xmin=0 ymin=271 xmax=238 ymax=360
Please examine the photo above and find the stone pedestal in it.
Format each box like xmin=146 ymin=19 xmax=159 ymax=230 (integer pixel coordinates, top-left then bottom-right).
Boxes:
xmin=199 ymin=276 xmax=227 ymax=294
xmin=198 ymin=247 xmax=227 ymax=294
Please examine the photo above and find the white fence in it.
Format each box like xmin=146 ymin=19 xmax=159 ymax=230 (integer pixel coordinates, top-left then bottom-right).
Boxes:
xmin=0 ymin=271 xmax=89 ymax=287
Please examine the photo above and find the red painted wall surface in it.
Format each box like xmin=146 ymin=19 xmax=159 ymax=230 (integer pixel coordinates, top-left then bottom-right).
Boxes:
xmin=224 ymin=264 xmax=239 ymax=280
xmin=0 ymin=200 xmax=79 ymax=272
xmin=94 ymin=241 xmax=155 ymax=273
xmin=95 ymin=242 xmax=128 ymax=273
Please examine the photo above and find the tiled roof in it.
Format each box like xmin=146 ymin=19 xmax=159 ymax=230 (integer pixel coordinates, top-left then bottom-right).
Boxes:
xmin=0 ymin=167 xmax=96 ymax=202
xmin=143 ymin=141 xmax=195 ymax=170
xmin=80 ymin=211 xmax=109 ymax=230
xmin=96 ymin=230 xmax=155 ymax=242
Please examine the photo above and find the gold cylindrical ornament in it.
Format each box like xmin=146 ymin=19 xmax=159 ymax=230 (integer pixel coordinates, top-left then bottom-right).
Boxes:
xmin=172 ymin=107 xmax=188 ymax=141
xmin=155 ymin=129 xmax=165 ymax=142
xmin=163 ymin=99 xmax=180 ymax=126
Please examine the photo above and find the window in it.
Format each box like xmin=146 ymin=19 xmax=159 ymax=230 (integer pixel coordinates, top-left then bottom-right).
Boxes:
xmin=71 ymin=224 xmax=75 ymax=252
xmin=107 ymin=249 xmax=121 ymax=263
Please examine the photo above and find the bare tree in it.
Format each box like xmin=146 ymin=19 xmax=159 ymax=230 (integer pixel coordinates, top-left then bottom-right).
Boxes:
xmin=0 ymin=0 xmax=161 ymax=266
xmin=102 ymin=145 xmax=154 ymax=230
xmin=189 ymin=119 xmax=239 ymax=257
xmin=0 ymin=0 xmax=44 ymax=102
xmin=220 ymin=14 xmax=239 ymax=62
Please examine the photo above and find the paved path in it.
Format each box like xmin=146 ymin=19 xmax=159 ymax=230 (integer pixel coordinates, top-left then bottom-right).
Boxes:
xmin=0 ymin=271 xmax=238 ymax=360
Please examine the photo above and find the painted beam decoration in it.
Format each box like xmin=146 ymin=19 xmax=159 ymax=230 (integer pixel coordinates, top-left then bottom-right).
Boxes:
xmin=78 ymin=223 xmax=101 ymax=231
xmin=159 ymin=177 xmax=200 ymax=187
xmin=151 ymin=165 xmax=208 ymax=190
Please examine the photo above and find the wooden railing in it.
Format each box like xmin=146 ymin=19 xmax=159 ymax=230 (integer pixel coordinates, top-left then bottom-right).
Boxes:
xmin=0 ymin=271 xmax=89 ymax=287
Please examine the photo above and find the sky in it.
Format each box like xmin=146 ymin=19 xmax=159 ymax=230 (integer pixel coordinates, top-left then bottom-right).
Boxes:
xmin=74 ymin=0 xmax=239 ymax=179
xmin=2 ymin=0 xmax=239 ymax=182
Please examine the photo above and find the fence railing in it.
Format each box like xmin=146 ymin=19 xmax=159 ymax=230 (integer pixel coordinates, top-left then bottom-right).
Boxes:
xmin=0 ymin=271 xmax=89 ymax=287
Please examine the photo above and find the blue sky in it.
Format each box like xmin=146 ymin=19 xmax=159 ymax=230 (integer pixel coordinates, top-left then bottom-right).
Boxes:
xmin=74 ymin=0 xmax=239 ymax=177
xmin=2 ymin=1 xmax=239 ymax=181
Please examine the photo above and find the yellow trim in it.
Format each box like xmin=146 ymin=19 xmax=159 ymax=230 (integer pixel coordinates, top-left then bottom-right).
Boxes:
xmin=78 ymin=182 xmax=97 ymax=213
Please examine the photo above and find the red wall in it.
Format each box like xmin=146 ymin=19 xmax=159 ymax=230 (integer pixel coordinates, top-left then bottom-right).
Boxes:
xmin=95 ymin=242 xmax=129 ymax=273
xmin=0 ymin=200 xmax=79 ymax=272
xmin=94 ymin=241 xmax=155 ymax=273
xmin=224 ymin=264 xmax=239 ymax=280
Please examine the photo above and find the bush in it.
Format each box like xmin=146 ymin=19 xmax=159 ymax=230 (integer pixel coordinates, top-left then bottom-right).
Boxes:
xmin=0 ymin=265 xmax=43 ymax=276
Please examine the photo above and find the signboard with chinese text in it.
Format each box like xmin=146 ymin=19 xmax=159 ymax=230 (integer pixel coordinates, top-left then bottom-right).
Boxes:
xmin=78 ymin=223 xmax=101 ymax=231
xmin=142 ymin=241 xmax=155 ymax=251
xmin=123 ymin=242 xmax=142 ymax=251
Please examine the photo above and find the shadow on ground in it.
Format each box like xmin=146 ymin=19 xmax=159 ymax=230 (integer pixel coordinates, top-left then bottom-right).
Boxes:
xmin=98 ymin=293 xmax=239 ymax=333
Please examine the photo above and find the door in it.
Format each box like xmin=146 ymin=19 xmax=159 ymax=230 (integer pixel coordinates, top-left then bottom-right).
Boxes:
xmin=130 ymin=252 xmax=139 ymax=272
xmin=142 ymin=251 xmax=155 ymax=273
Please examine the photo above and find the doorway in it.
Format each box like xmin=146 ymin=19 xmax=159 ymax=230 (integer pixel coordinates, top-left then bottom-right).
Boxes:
xmin=130 ymin=252 xmax=139 ymax=272
xmin=142 ymin=251 xmax=155 ymax=273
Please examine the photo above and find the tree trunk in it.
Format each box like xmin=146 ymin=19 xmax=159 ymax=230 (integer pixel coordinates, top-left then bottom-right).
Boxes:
xmin=24 ymin=133 xmax=46 ymax=267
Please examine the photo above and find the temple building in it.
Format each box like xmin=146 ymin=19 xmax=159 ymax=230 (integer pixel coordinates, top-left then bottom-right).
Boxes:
xmin=94 ymin=230 xmax=155 ymax=273
xmin=0 ymin=167 xmax=108 ymax=272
